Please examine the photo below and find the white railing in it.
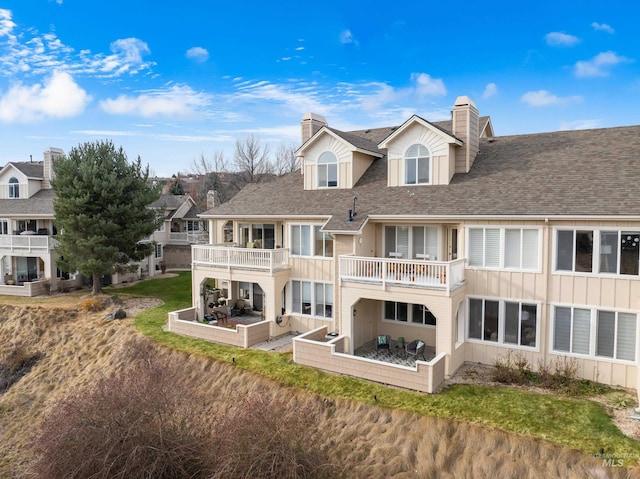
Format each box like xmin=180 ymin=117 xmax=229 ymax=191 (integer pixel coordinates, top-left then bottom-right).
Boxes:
xmin=192 ymin=245 xmax=290 ymax=272
xmin=169 ymin=231 xmax=208 ymax=244
xmin=339 ymin=256 xmax=466 ymax=292
xmin=0 ymin=235 xmax=56 ymax=252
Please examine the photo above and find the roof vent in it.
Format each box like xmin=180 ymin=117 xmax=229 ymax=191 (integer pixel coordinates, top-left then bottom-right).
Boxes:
xmin=487 ymin=137 xmax=495 ymax=143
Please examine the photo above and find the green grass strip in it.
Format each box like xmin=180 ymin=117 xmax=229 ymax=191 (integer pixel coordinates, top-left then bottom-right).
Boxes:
xmin=110 ymin=272 xmax=640 ymax=462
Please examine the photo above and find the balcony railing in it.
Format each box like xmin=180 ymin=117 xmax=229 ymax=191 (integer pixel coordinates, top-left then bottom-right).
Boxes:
xmin=0 ymin=234 xmax=56 ymax=252
xmin=339 ymin=256 xmax=466 ymax=292
xmin=169 ymin=231 xmax=208 ymax=244
xmin=192 ymin=245 xmax=290 ymax=273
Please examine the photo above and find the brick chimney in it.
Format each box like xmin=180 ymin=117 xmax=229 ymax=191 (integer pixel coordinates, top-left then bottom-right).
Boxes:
xmin=452 ymin=96 xmax=479 ymax=173
xmin=300 ymin=112 xmax=327 ymax=145
xmin=206 ymin=190 xmax=217 ymax=209
xmin=42 ymin=147 xmax=64 ymax=189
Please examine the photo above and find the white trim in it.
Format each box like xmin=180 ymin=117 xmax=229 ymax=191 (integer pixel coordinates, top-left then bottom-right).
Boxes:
xmin=466 ymin=225 xmax=542 ymax=272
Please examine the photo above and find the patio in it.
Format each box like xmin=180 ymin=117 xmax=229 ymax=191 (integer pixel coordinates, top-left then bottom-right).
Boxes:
xmin=354 ymin=338 xmax=436 ymax=367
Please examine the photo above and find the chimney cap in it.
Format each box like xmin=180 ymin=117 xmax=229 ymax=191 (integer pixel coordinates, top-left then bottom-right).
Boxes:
xmin=453 ymin=96 xmax=477 ymax=109
xmin=301 ymin=112 xmax=327 ymax=124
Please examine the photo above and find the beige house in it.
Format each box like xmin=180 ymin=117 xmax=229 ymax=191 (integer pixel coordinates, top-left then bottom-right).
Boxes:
xmin=169 ymin=96 xmax=640 ymax=396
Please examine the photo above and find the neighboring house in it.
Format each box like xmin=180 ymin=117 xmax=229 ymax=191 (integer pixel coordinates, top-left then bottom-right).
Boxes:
xmin=168 ymin=96 xmax=640 ymax=398
xmin=0 ymin=148 xmax=82 ymax=296
xmin=147 ymin=194 xmax=208 ymax=273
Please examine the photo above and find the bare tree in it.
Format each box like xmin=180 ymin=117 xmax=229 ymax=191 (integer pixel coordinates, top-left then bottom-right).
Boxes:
xmin=273 ymin=142 xmax=299 ymax=176
xmin=233 ymin=135 xmax=271 ymax=183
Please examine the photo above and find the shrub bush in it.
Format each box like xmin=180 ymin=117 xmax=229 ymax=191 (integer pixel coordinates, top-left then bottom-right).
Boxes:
xmin=80 ymin=297 xmax=104 ymax=312
xmin=30 ymin=339 xmax=338 ymax=479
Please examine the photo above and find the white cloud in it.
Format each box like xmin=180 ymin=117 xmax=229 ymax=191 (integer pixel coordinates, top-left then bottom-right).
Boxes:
xmin=0 ymin=70 xmax=91 ymax=122
xmin=0 ymin=8 xmax=16 ymax=37
xmin=339 ymin=29 xmax=357 ymax=45
xmin=99 ymin=84 xmax=211 ymax=118
xmin=186 ymin=46 xmax=209 ymax=62
xmin=591 ymin=22 xmax=614 ymax=34
xmin=109 ymin=38 xmax=149 ymax=64
xmin=574 ymin=51 xmax=631 ymax=77
xmin=520 ymin=90 xmax=582 ymax=107
xmin=295 ymin=46 xmax=304 ymax=51
xmin=545 ymin=31 xmax=579 ymax=46
xmin=559 ymin=119 xmax=604 ymax=130
xmin=412 ymin=73 xmax=447 ymax=97
xmin=482 ymin=82 xmax=497 ymax=99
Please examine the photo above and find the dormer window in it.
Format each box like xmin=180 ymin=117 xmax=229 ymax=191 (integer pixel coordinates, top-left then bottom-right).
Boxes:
xmin=8 ymin=177 xmax=19 ymax=198
xmin=404 ymin=144 xmax=430 ymax=185
xmin=318 ymin=152 xmax=337 ymax=188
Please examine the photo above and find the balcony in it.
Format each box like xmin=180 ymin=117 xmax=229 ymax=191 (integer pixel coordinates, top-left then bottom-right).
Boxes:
xmin=169 ymin=231 xmax=208 ymax=245
xmin=339 ymin=256 xmax=466 ymax=292
xmin=0 ymin=234 xmax=56 ymax=253
xmin=192 ymin=245 xmax=290 ymax=273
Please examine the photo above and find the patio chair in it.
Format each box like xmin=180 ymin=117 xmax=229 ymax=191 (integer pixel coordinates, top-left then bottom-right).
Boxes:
xmin=231 ymin=299 xmax=248 ymax=316
xmin=406 ymin=340 xmax=427 ymax=361
xmin=376 ymin=335 xmax=391 ymax=351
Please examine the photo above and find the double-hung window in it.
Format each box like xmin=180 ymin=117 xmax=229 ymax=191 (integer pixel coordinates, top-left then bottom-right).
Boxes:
xmin=290 ymin=224 xmax=332 ymax=257
xmin=553 ymin=306 xmax=636 ymax=361
xmin=317 ymin=152 xmax=337 ymax=188
xmin=468 ymin=298 xmax=538 ymax=347
xmin=556 ymin=229 xmax=640 ymax=276
xmin=155 ymin=243 xmax=163 ymax=259
xmin=404 ymin=144 xmax=430 ymax=185
xmin=291 ymin=280 xmax=332 ymax=318
xmin=468 ymin=227 xmax=539 ymax=270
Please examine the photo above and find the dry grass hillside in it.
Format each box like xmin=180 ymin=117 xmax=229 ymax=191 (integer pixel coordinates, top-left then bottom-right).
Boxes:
xmin=0 ymin=295 xmax=637 ymax=479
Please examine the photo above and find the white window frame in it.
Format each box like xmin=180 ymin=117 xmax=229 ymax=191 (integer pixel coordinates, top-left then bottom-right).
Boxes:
xmin=467 ymin=296 xmax=540 ymax=349
xmin=290 ymin=279 xmax=333 ymax=319
xmin=551 ymin=304 xmax=638 ymax=363
xmin=403 ymin=144 xmax=431 ymax=186
xmin=383 ymin=301 xmax=436 ymax=327
xmin=554 ymin=228 xmax=640 ymax=277
xmin=0 ymin=219 xmax=8 ymax=235
xmin=8 ymin=177 xmax=19 ymax=199
xmin=155 ymin=243 xmax=163 ymax=259
xmin=384 ymin=224 xmax=440 ymax=260
xmin=467 ymin=226 xmax=541 ymax=271
xmin=290 ymin=224 xmax=332 ymax=258
xmin=317 ymin=151 xmax=338 ymax=188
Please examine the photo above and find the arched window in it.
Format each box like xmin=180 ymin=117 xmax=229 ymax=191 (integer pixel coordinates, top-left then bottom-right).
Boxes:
xmin=404 ymin=144 xmax=430 ymax=185
xmin=317 ymin=152 xmax=337 ymax=187
xmin=8 ymin=177 xmax=19 ymax=198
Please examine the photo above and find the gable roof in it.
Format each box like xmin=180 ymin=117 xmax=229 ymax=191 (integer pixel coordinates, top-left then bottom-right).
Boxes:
xmin=296 ymin=126 xmax=384 ymax=158
xmin=377 ymin=114 xmax=463 ymax=149
xmin=204 ymin=124 xmax=640 ymax=231
xmin=0 ymin=161 xmax=44 ymax=179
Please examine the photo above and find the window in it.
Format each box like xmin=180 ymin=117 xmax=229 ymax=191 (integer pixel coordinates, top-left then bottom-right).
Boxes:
xmin=239 ymin=282 xmax=251 ymax=300
xmin=468 ymin=227 xmax=539 ymax=270
xmin=8 ymin=177 xmax=19 ymax=198
xmin=186 ymin=220 xmax=200 ymax=232
xmin=469 ymin=298 xmax=538 ymax=347
xmin=0 ymin=220 xmax=7 ymax=235
xmin=384 ymin=301 xmax=436 ymax=326
xmin=404 ymin=144 xmax=430 ymax=185
xmin=156 ymin=221 xmax=165 ymax=232
xmin=553 ymin=306 xmax=636 ymax=361
xmin=17 ymin=220 xmax=37 ymax=234
xmin=317 ymin=151 xmax=337 ymax=188
xmin=556 ymin=229 xmax=640 ymax=276
xmin=291 ymin=280 xmax=332 ymax=318
xmin=290 ymin=224 xmax=332 ymax=257
xmin=155 ymin=243 xmax=163 ymax=259
xmin=384 ymin=225 xmax=439 ymax=260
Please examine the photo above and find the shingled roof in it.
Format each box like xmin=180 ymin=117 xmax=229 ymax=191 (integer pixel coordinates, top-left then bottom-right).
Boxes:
xmin=0 ymin=188 xmax=55 ymax=216
xmin=203 ymin=124 xmax=640 ymax=231
xmin=2 ymin=161 xmax=44 ymax=179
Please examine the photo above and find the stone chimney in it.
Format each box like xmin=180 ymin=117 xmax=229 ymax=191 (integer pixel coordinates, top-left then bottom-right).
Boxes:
xmin=206 ymin=190 xmax=217 ymax=209
xmin=42 ymin=147 xmax=64 ymax=189
xmin=300 ymin=112 xmax=327 ymax=145
xmin=452 ymin=96 xmax=479 ymax=173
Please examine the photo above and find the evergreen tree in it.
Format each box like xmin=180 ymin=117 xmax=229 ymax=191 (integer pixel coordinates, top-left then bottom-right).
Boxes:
xmin=52 ymin=140 xmax=161 ymax=294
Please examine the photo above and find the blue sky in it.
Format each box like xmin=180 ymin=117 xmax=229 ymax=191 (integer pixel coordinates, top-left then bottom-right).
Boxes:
xmin=0 ymin=1 xmax=638 ymax=177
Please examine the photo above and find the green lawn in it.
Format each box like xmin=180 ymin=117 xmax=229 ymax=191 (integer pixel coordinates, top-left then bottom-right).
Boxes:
xmin=110 ymin=271 xmax=640 ymax=464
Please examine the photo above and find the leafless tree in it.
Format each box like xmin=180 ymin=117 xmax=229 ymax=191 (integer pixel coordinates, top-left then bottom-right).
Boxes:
xmin=190 ymin=151 xmax=241 ymax=208
xmin=272 ymin=142 xmax=299 ymax=176
xmin=233 ymin=135 xmax=272 ymax=183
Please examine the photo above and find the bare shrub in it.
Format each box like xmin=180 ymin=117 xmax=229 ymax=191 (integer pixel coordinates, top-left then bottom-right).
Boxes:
xmin=212 ymin=391 xmax=338 ymax=479
xmin=80 ymin=297 xmax=104 ymax=312
xmin=30 ymin=339 xmax=215 ymax=479
xmin=492 ymin=351 xmax=532 ymax=385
